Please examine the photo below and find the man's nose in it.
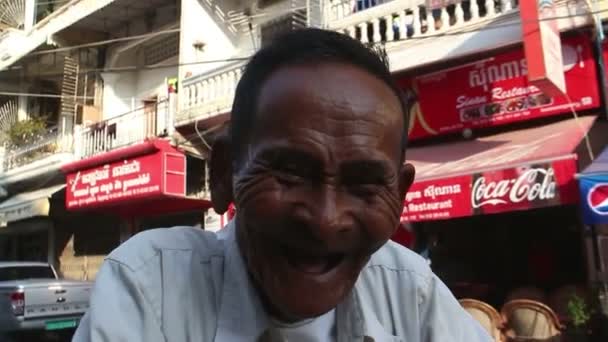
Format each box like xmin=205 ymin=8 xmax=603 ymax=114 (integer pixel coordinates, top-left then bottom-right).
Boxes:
xmin=295 ymin=184 xmax=354 ymax=239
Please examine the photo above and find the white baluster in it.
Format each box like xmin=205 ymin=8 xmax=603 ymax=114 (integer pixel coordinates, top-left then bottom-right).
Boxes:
xmin=486 ymin=0 xmax=496 ymax=16
xmin=196 ymin=83 xmax=204 ymax=105
xmin=191 ymin=85 xmax=198 ymax=107
xmin=202 ymin=81 xmax=209 ymax=110
xmin=222 ymin=74 xmax=229 ymax=107
xmin=440 ymin=7 xmax=450 ymax=30
xmin=455 ymin=2 xmax=465 ymax=25
xmin=337 ymin=1 xmax=345 ymax=20
xmin=398 ymin=10 xmax=408 ymax=39
xmin=372 ymin=18 xmax=381 ymax=43
xmin=347 ymin=26 xmax=356 ymax=40
xmin=427 ymin=7 xmax=436 ymax=34
xmin=358 ymin=22 xmax=369 ymax=43
xmin=236 ymin=68 xmax=243 ymax=85
xmin=185 ymin=86 xmax=192 ymax=108
xmin=385 ymin=15 xmax=394 ymax=42
xmin=228 ymin=71 xmax=236 ymax=95
xmin=501 ymin=0 xmax=512 ymax=12
xmin=470 ymin=0 xmax=480 ymax=20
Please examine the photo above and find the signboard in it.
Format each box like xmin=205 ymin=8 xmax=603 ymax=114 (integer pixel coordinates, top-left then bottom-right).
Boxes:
xmin=520 ymin=0 xmax=565 ymax=96
xmin=0 ymin=198 xmax=50 ymax=226
xmin=579 ymin=176 xmax=608 ymax=224
xmin=66 ymin=151 xmax=186 ymax=209
xmin=401 ymin=157 xmax=578 ymax=222
xmin=410 ymin=36 xmax=597 ymax=140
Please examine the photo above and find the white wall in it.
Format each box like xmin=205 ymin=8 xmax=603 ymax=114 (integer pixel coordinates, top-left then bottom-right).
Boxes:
xmin=102 ymin=63 xmax=177 ymax=120
xmin=179 ymin=0 xmax=238 ymax=82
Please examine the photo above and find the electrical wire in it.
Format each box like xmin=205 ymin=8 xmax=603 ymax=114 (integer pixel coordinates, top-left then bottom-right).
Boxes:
xmin=565 ymin=93 xmax=595 ymax=161
xmin=2 ymin=5 xmax=606 ymax=65
xmin=0 ymin=5 xmax=606 ymax=99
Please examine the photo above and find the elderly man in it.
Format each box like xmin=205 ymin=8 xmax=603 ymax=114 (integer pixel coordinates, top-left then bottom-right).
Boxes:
xmin=73 ymin=28 xmax=490 ymax=341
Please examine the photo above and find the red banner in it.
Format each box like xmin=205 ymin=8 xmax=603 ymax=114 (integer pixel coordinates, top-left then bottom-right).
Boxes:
xmin=409 ymin=36 xmax=598 ymax=140
xmin=65 ymin=151 xmax=186 ymax=209
xmin=401 ymin=157 xmax=579 ymax=222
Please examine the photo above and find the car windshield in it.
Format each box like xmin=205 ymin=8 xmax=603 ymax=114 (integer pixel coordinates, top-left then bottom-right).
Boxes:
xmin=0 ymin=266 xmax=55 ymax=281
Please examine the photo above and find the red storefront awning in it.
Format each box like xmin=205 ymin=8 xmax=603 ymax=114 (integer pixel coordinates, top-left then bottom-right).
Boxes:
xmin=62 ymin=139 xmax=211 ymax=218
xmin=402 ymin=116 xmax=596 ymax=222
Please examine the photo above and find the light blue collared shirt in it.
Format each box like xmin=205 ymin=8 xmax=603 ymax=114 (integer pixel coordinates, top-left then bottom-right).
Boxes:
xmin=73 ymin=222 xmax=491 ymax=341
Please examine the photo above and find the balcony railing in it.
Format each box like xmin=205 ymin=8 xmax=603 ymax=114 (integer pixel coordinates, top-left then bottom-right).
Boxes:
xmin=76 ymin=99 xmax=171 ymax=159
xmin=177 ymin=62 xmax=245 ymax=125
xmin=327 ymin=0 xmax=519 ymax=44
xmin=1 ymin=125 xmax=73 ymax=172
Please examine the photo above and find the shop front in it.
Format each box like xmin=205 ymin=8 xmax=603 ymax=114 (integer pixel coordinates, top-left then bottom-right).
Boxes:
xmin=0 ymin=184 xmax=65 ymax=264
xmin=395 ymin=30 xmax=608 ymax=328
xmin=403 ymin=117 xmax=602 ymax=312
xmin=60 ymin=139 xmax=212 ymax=278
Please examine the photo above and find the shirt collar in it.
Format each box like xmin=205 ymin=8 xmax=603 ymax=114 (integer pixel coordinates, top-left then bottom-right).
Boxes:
xmin=214 ymin=221 xmax=399 ymax=342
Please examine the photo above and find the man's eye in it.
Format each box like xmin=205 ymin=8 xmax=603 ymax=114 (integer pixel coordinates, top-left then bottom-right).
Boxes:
xmin=349 ymin=184 xmax=381 ymax=197
xmin=273 ymin=162 xmax=308 ymax=184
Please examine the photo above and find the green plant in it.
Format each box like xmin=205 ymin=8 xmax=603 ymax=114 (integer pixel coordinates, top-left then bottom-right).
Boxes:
xmin=4 ymin=117 xmax=47 ymax=148
xmin=567 ymin=294 xmax=592 ymax=329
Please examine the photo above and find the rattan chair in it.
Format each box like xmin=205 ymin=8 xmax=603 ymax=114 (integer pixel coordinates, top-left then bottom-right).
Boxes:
xmin=459 ymin=298 xmax=505 ymax=342
xmin=501 ymin=299 xmax=564 ymax=342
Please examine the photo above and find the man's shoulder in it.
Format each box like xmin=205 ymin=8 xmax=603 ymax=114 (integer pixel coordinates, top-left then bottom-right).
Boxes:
xmin=360 ymin=240 xmax=433 ymax=287
xmin=106 ymin=227 xmax=225 ymax=271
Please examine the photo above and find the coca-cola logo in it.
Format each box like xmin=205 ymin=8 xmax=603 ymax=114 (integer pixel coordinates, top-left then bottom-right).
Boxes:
xmin=471 ymin=167 xmax=557 ymax=208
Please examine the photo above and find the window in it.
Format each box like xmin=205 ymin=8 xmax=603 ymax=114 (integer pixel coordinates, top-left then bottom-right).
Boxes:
xmin=144 ymin=33 xmax=180 ymax=66
xmin=0 ymin=266 xmax=55 ymax=281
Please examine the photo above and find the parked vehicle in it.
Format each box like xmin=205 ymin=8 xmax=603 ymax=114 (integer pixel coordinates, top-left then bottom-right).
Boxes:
xmin=0 ymin=262 xmax=92 ymax=333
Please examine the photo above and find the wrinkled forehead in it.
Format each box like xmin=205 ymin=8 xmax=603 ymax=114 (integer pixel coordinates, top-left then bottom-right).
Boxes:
xmin=251 ymin=63 xmax=404 ymax=156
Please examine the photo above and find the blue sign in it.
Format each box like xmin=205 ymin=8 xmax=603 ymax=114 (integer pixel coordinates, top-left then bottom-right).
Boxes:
xmin=579 ymin=175 xmax=608 ymax=224
xmin=578 ymin=147 xmax=608 ymax=224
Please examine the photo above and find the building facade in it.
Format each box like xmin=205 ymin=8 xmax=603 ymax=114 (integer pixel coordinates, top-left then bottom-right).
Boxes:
xmin=0 ymin=2 xmax=607 ymax=325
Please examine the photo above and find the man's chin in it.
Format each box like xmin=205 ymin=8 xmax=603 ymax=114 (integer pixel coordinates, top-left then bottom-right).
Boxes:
xmin=259 ymin=268 xmax=357 ymax=322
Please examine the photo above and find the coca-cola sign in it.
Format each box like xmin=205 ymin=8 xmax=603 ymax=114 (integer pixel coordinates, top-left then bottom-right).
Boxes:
xmin=401 ymin=158 xmax=578 ymax=222
xmin=407 ymin=36 xmax=598 ymax=141
xmin=472 ymin=167 xmax=557 ymax=208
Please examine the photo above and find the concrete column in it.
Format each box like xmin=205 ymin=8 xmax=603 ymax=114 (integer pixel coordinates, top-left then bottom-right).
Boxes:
xmin=24 ymin=0 xmax=37 ymax=31
xmin=17 ymin=95 xmax=28 ymax=121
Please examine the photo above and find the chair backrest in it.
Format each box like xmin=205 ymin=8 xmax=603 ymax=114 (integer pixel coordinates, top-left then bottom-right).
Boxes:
xmin=501 ymin=299 xmax=563 ymax=341
xmin=459 ymin=298 xmax=503 ymax=341
xmin=506 ymin=287 xmax=547 ymax=304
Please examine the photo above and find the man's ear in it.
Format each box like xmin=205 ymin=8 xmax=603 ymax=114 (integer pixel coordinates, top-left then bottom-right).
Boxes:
xmin=209 ymin=134 xmax=234 ymax=214
xmin=398 ymin=162 xmax=416 ymax=201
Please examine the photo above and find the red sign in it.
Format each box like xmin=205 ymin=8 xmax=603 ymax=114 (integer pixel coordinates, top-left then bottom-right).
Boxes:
xmin=66 ymin=151 xmax=186 ymax=209
xmin=521 ymin=0 xmax=565 ymax=96
xmin=409 ymin=36 xmax=597 ymax=141
xmin=401 ymin=157 xmax=578 ymax=222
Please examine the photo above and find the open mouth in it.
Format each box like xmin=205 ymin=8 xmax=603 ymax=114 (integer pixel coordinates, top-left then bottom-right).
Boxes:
xmin=281 ymin=246 xmax=345 ymax=275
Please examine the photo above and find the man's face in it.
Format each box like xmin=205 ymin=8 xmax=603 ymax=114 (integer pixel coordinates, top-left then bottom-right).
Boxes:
xmin=233 ymin=62 xmax=414 ymax=321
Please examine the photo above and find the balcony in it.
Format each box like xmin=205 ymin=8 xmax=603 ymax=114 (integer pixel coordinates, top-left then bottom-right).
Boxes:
xmin=176 ymin=62 xmax=245 ymax=126
xmin=0 ymin=0 xmax=116 ymax=71
xmin=177 ymin=0 xmax=596 ymax=126
xmin=327 ymin=0 xmax=593 ymax=71
xmin=0 ymin=125 xmax=75 ymax=183
xmin=75 ymin=99 xmax=172 ymax=159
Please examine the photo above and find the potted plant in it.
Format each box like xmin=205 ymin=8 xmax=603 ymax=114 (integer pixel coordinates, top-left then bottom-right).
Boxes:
xmin=565 ymin=294 xmax=592 ymax=342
